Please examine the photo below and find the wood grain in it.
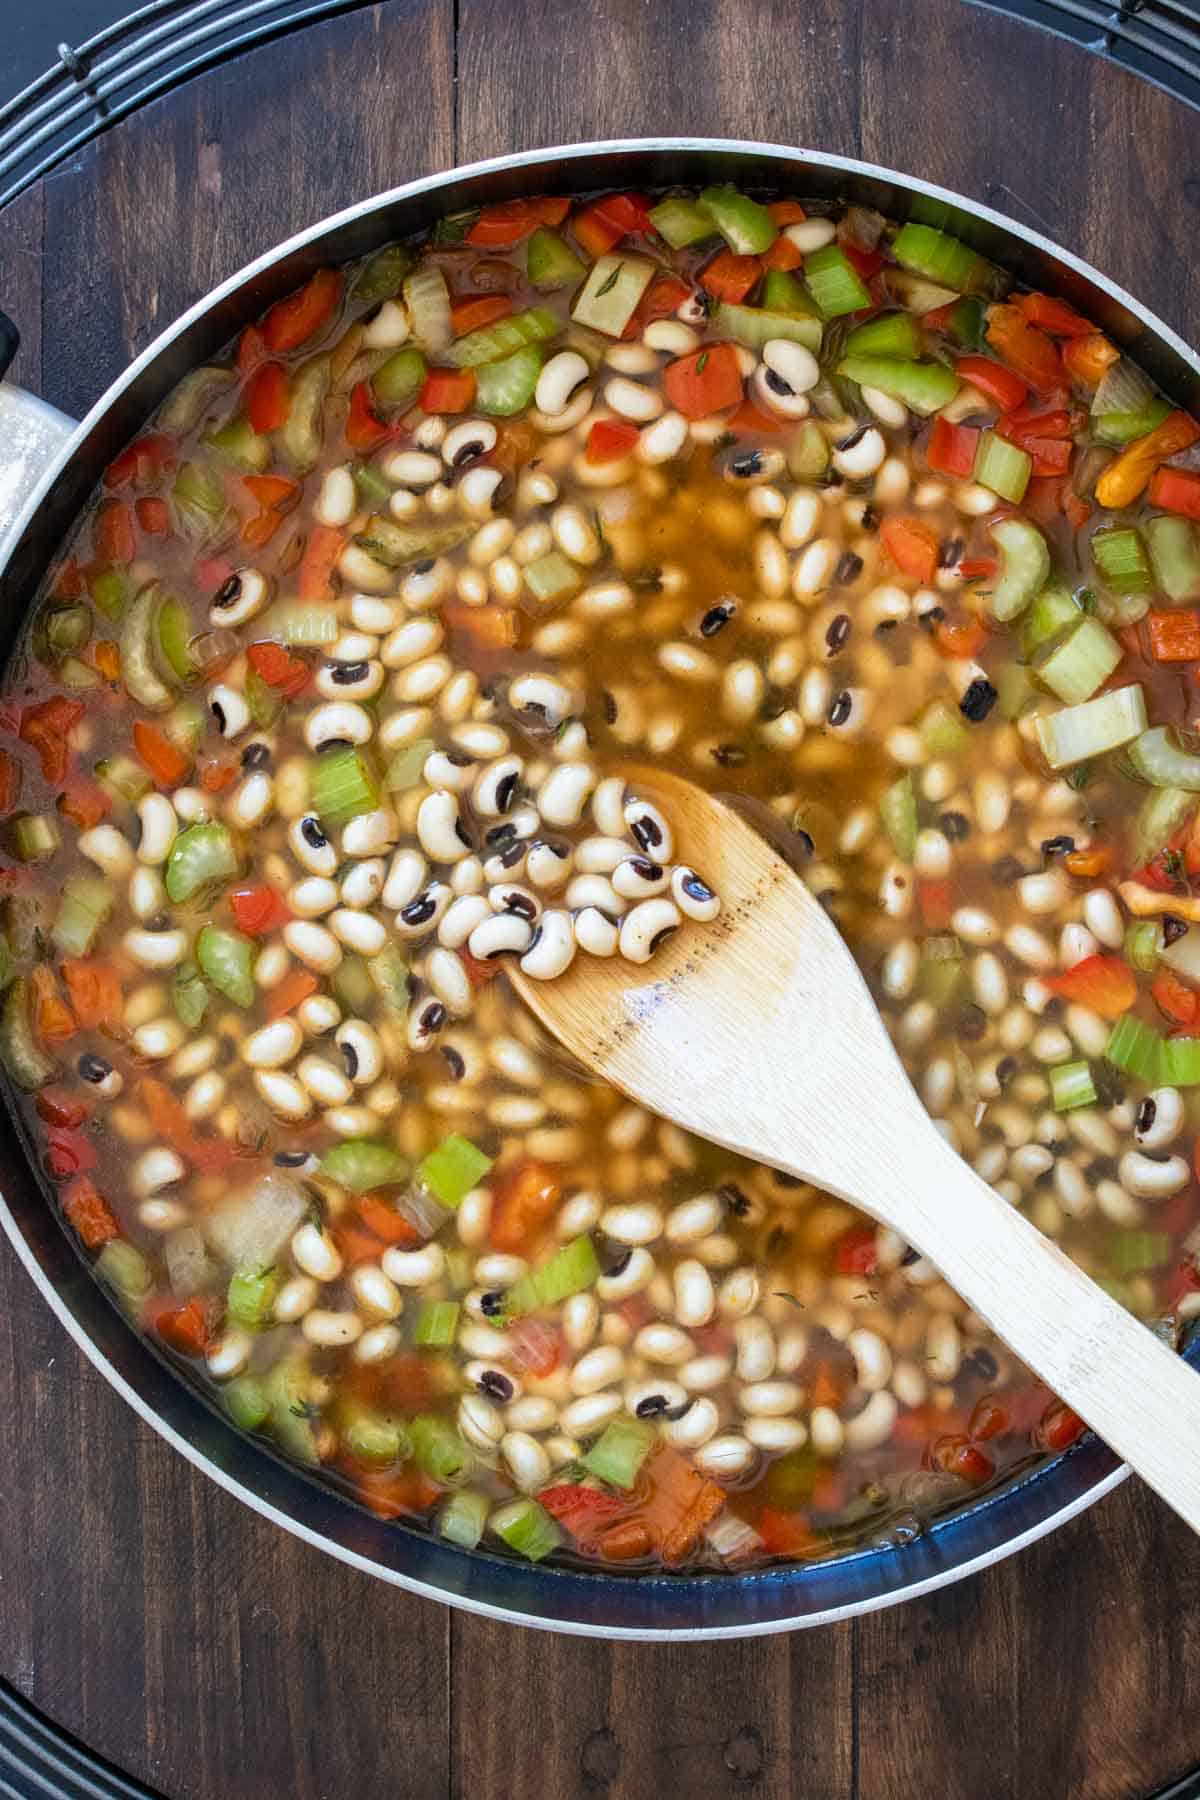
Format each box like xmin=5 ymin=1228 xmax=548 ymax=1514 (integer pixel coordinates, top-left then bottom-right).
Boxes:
xmin=3 ymin=1 xmax=1200 ymax=1796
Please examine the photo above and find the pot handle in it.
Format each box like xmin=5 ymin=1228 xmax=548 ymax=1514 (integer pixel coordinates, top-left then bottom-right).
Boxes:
xmin=0 ymin=309 xmax=80 ymax=573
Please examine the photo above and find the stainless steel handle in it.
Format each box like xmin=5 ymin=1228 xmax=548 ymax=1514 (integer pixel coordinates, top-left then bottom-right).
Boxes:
xmin=0 ymin=311 xmax=79 ymax=574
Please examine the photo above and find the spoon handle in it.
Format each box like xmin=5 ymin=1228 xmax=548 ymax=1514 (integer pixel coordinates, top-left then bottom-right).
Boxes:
xmin=839 ymin=1117 xmax=1200 ymax=1530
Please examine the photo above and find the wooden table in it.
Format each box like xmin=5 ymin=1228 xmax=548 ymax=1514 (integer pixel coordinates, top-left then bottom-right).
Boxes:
xmin=2 ymin=2 xmax=1200 ymax=1794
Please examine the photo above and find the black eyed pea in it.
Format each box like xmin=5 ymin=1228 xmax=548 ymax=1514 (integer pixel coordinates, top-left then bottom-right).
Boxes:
xmin=450 ymin=854 xmax=484 ymax=897
xmin=289 ymin=875 xmax=338 ymax=918
xmin=124 ymin=927 xmax=189 ymax=969
xmin=843 ymin=1391 xmax=899 ymax=1452
xmin=79 ymin=823 xmax=136 ymax=878
xmin=183 ymin=1071 xmax=224 ymax=1120
xmin=623 ymin=797 xmax=673 ymax=861
xmin=253 ymin=1070 xmax=313 ymax=1122
xmin=315 ymin=659 xmax=385 ymax=703
xmin=354 ymin=1324 xmax=404 ymax=1365
xmin=349 ymin=1264 xmax=403 ymax=1321
xmin=501 ymin=1432 xmax=552 ymax=1494
xmin=604 ymin=373 xmax=664 ymax=423
xmin=340 ymin=807 xmax=399 ymax=859
xmin=424 ymin=945 xmax=474 ymax=1017
xmin=694 ymin=1434 xmax=756 ymax=1479
xmin=302 ymin=1309 xmax=363 ymax=1348
xmin=632 ymin=1321 xmax=693 ymax=1365
xmin=379 ymin=447 xmax=443 ymax=488
xmin=334 ymin=1019 xmax=383 ymax=1086
xmin=860 ymin=385 xmax=909 ymax=429
xmin=466 ymin=911 xmax=535 ymax=961
xmin=574 ymin=835 xmax=629 ymax=875
xmin=831 ymin=425 xmax=887 ymax=480
xmin=289 ymin=813 xmax=337 ymax=877
xmin=1134 ymin=1088 xmax=1184 ymax=1151
xmin=362 ymin=298 xmax=409 ymax=348
xmin=600 ymin=1202 xmax=664 ymax=1247
xmin=625 ymin=1376 xmax=688 ymax=1417
xmin=208 ymin=566 xmax=270 ymax=628
xmin=673 ymin=1257 xmax=716 ymax=1328
xmin=745 ymin=1418 xmax=808 ymax=1454
xmin=519 ymin=909 xmax=575 ymax=981
xmin=206 ymin=1329 xmax=253 ymax=1380
xmin=417 ymin=789 xmax=473 ymax=863
xmin=395 ymin=881 xmax=453 ymax=939
xmin=338 ymin=545 xmax=394 ymax=593
xmin=464 ymin=1361 xmax=520 ymax=1402
xmin=734 ymin=1317 xmax=776 ymax=1384
xmin=525 ymin=840 xmax=573 ymax=890
xmin=670 ymin=866 xmax=720 ymax=922
xmin=573 ymin=906 xmax=620 ymax=957
xmin=382 ymin=847 xmax=430 ymax=912
xmin=229 ymin=771 xmax=275 ymax=830
xmin=657 ymin=1396 xmax=718 ymax=1451
xmin=717 ymin=1267 xmax=761 ymax=1318
xmin=509 ymin=671 xmax=576 ymax=727
xmin=1117 ymin=1149 xmax=1191 ymax=1199
xmin=340 ymin=858 xmax=385 ymax=910
xmin=538 ymin=762 xmax=597 ymax=829
xmin=381 ymin=617 xmax=444 ymax=670
xmin=380 ymin=1242 xmax=445 ymax=1287
xmin=635 ymin=409 xmax=690 ymax=466
xmin=406 ymin=996 xmax=450 ymax=1052
xmin=535 ymin=350 xmax=590 ymax=418
xmin=459 ymin=1392 xmax=505 ymax=1452
xmin=128 ymin=866 xmax=166 ymax=923
xmin=442 ymin=418 xmax=498 ymax=469
xmin=424 ymin=749 xmax=477 ymax=794
xmin=665 ymin=1192 xmax=723 ymax=1245
xmin=208 ymin=683 xmax=250 ymax=741
xmin=243 ymin=1016 xmax=304 ymax=1070
xmin=569 ymin=1345 xmax=627 ymax=1398
xmin=282 ymin=919 xmax=342 ymax=974
xmin=438 ymin=892 xmax=492 ymax=949
xmin=595 ymin=1246 xmax=655 ymax=1301
xmin=330 ymin=632 xmax=383 ymax=666
xmin=618 ymin=897 xmax=682 ymax=964
xmin=562 ymin=1292 xmax=599 ymax=1353
xmin=304 ymin=701 xmax=373 ymax=752
xmin=473 ymin=754 xmax=524 ymax=818
xmin=350 ymin=595 xmax=401 ymax=635
xmin=313 ymin=464 xmax=357 ymax=528
xmin=131 ymin=1147 xmax=186 ymax=1198
xmin=612 ymin=856 xmax=669 ymax=900
xmin=297 ymin=1054 xmax=355 ymax=1108
xmin=561 ymin=1393 xmax=624 ymax=1438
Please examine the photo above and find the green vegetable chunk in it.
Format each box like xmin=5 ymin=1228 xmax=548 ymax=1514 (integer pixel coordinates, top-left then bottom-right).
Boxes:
xmin=489 ymin=1498 xmax=561 ymax=1562
xmin=417 ymin=1134 xmax=494 ymax=1209
xmin=319 ymin=1139 xmax=408 ymax=1193
xmin=165 ymin=822 xmax=238 ymax=903
xmin=196 ymin=924 xmax=256 ymax=1007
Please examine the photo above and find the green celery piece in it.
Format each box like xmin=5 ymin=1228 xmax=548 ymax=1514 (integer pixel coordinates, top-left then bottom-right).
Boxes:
xmin=223 ymin=1375 xmax=270 ymax=1431
xmin=372 ymin=347 xmax=427 ymax=409
xmin=203 ymin=417 xmax=271 ymax=472
xmin=844 ymin=312 xmax=922 ymax=359
xmin=1126 ymin=726 xmax=1200 ymax=791
xmin=172 ymin=962 xmax=209 ymax=1029
xmin=489 ymin=1498 xmax=561 ymax=1562
xmin=1158 ymin=1037 xmax=1200 ymax=1087
xmin=415 ymin=1299 xmax=461 ymax=1346
xmin=990 ymin=517 xmax=1050 ymax=621
xmin=1092 ymin=398 xmax=1171 ymax=447
xmin=1019 ymin=581 xmax=1081 ymax=658
xmin=97 ymin=1240 xmax=153 ymax=1306
xmin=1108 ymin=1230 xmax=1171 ymax=1276
xmin=714 ymin=302 xmax=821 ymax=354
xmin=120 ymin=582 xmax=174 ymax=712
xmin=383 ymin=737 xmax=435 ymax=793
xmin=525 ymin=227 xmax=587 ymax=291
xmin=786 ymin=420 xmax=829 ymax=482
xmin=279 ymin=355 xmax=331 ymax=473
xmin=159 ymin=366 xmax=235 ymax=435
xmin=571 ymin=255 xmax=655 ymax=337
xmin=404 ymin=263 xmax=453 ymax=353
xmin=1035 ymin=684 xmax=1146 ymax=770
xmin=974 ymin=431 xmax=1032 ymax=504
xmin=227 ymin=1265 xmax=280 ymax=1329
xmin=1147 ymin=516 xmax=1200 ymax=602
xmin=12 ymin=814 xmax=61 ymax=863
xmin=319 ymin=1139 xmax=408 ymax=1193
xmin=946 ymin=296 xmax=986 ymax=349
xmin=581 ymin=1418 xmax=654 ymax=1488
xmin=155 ymin=594 xmax=200 ymax=685
xmin=57 ymin=656 xmax=101 ymax=691
xmin=0 ymin=978 xmax=57 ymax=1089
xmin=1133 ymin=786 xmax=1194 ymax=864
xmin=696 ymin=186 xmax=777 ymax=254
xmin=1092 ymin=526 xmax=1153 ymax=593
xmin=43 ymin=605 xmax=92 ymax=657
xmin=411 ymin=1414 xmax=472 ymax=1484
xmin=837 ymin=354 xmax=958 ymax=415
xmin=504 ymin=1236 xmax=600 ymax=1318
xmin=761 ymin=269 xmax=818 ymax=317
xmin=165 ymin=699 xmax=205 ymax=753
xmin=245 ymin=665 xmax=283 ymax=728
xmin=95 ymin=753 xmax=151 ymax=806
xmin=417 ymin=1133 xmax=494 ymax=1209
xmin=891 ymin=222 xmax=1003 ymax=297
xmin=332 ymin=955 xmax=375 ymax=1013
xmin=89 ymin=567 xmax=129 ymax=620
xmin=1103 ymin=1014 xmax=1162 ymax=1082
xmin=367 ymin=943 xmax=411 ymax=1014
xmin=1035 ymin=616 xmax=1122 ymax=705
xmin=995 ymin=662 xmax=1037 ymax=722
xmin=165 ymin=821 xmax=238 ymax=903
xmin=353 ymin=461 xmax=393 ymax=507
xmin=879 ymin=773 xmax=918 ymax=862
xmin=919 ymin=698 xmax=969 ymax=756
xmin=50 ymin=874 xmax=113 ymax=957
xmin=1123 ymin=920 xmax=1163 ymax=974
xmin=433 ymin=209 xmax=478 ymax=246
xmin=440 ymin=1487 xmax=489 ymax=1550
xmin=353 ymin=516 xmax=474 ymax=568
xmin=312 ymin=746 xmax=380 ymax=827
xmin=647 ymin=197 xmax=715 ymax=249
xmin=523 ymin=551 xmax=582 ymax=608
xmin=171 ymin=462 xmax=228 ymax=540
xmin=343 ymin=1408 xmax=408 ymax=1467
xmin=1050 ymin=1060 xmax=1098 ymax=1112
xmin=354 ymin=243 xmax=415 ymax=303
xmin=196 ymin=924 xmax=255 ymax=1007
xmin=261 ymin=602 xmax=340 ymax=647
xmin=475 ymin=345 xmax=545 ymax=416
xmin=265 ymin=1359 xmax=319 ymax=1466
xmin=451 ymin=307 xmax=560 ymax=368
xmin=805 ymin=245 xmax=870 ymax=318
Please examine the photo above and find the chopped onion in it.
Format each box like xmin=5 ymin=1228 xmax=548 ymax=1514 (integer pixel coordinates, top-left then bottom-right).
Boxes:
xmin=704 ymin=1512 xmax=762 ymax=1562
xmin=1091 ymin=357 xmax=1152 ymax=418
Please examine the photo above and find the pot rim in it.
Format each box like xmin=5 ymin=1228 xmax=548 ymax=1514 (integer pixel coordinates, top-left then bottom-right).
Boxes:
xmin=1 ymin=135 xmax=1195 ymax=1638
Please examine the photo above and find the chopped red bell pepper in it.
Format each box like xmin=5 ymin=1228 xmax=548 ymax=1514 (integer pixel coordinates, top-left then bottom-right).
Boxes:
xmin=0 ymin=750 xmax=19 ymax=818
xmin=954 ymin=353 xmax=1029 ymax=414
xmin=420 ymin=367 xmax=476 ymax=414
xmin=662 ymin=342 xmax=744 ymax=420
xmin=539 ymin=1484 xmax=629 ymax=1549
xmin=61 ymin=958 xmax=122 ymax=1030
xmin=926 ymin=416 xmax=980 ymax=479
xmin=466 ymin=201 xmax=543 ymax=249
xmin=585 ymin=418 xmax=640 ymax=465
xmin=968 ymin=1398 xmax=1010 ymax=1442
xmin=262 ymin=268 xmax=342 ymax=353
xmin=141 ymin=1077 xmax=235 ymax=1173
xmin=94 ymin=499 xmax=136 ymax=565
xmin=450 ymin=293 xmax=513 ymax=336
xmin=506 ymin=1317 xmax=561 ymax=1376
xmin=1152 ymin=969 xmax=1200 ymax=1028
xmin=236 ymin=325 xmax=268 ymax=374
xmin=244 ymin=360 xmax=291 ymax=433
xmin=842 ymin=240 xmax=884 ymax=280
xmin=346 ymin=380 xmax=391 ymax=451
xmin=1015 ymin=291 xmax=1094 ymax=338
xmin=985 ymin=304 xmax=1064 ymax=393
xmin=57 ymin=775 xmax=111 ymax=830
xmin=1038 ymin=1400 xmax=1086 ymax=1452
xmin=104 ymin=433 xmax=176 ymax=490
xmin=36 ymin=1088 xmax=90 ymax=1129
xmin=135 ymin=496 xmax=171 ymax=536
xmin=879 ymin=514 xmax=940 ymax=584
xmin=699 ymin=250 xmax=762 ymax=303
xmin=1062 ymin=332 xmax=1120 ymax=387
xmin=229 ymin=884 xmax=293 ymax=936
xmin=834 ymin=1225 xmax=878 ymax=1276
xmin=757 ymin=1507 xmax=817 ymax=1556
xmin=246 ymin=640 xmax=311 ymax=697
xmin=571 ymin=203 xmax=624 ymax=260
xmin=930 ymin=1435 xmax=995 ymax=1484
xmin=916 ymin=878 xmax=954 ymax=929
xmin=20 ymin=695 xmax=85 ymax=784
xmin=133 ymin=720 xmax=191 ymax=789
xmin=1149 ymin=465 xmax=1200 ymax=522
xmin=1045 ymin=953 xmax=1137 ymax=1018
xmin=932 ymin=614 xmax=989 ymax=659
xmin=1147 ymin=608 xmax=1200 ymax=663
xmin=62 ymin=1175 xmax=121 ymax=1249
xmin=45 ymin=1126 xmax=97 ymax=1179
xmin=155 ymin=1296 xmax=221 ymax=1357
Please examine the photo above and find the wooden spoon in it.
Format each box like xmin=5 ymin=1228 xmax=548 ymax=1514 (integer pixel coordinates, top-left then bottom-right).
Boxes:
xmin=510 ymin=766 xmax=1200 ymax=1530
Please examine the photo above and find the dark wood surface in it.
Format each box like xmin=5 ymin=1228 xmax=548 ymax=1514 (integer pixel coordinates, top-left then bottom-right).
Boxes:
xmin=2 ymin=3 xmax=1200 ymax=1795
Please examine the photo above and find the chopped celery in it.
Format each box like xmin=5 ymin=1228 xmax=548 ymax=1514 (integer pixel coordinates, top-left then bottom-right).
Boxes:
xmin=223 ymin=1374 xmax=270 ymax=1431
xmin=786 ymin=420 xmax=829 ymax=482
xmin=227 ymin=1264 xmax=280 ymax=1329
xmin=444 ymin=1247 xmax=472 ymax=1292
xmin=312 ymin=746 xmax=380 ymax=827
xmin=452 ymin=307 xmax=560 ymax=368
xmin=171 ymin=462 xmax=228 ymax=540
xmin=165 ymin=699 xmax=205 ymax=753
xmin=319 ymin=1139 xmax=408 ymax=1193
xmin=844 ymin=312 xmax=922 ymax=359
xmin=974 ymin=431 xmax=1032 ymax=505
xmin=196 ymin=924 xmax=256 ymax=1007
xmin=57 ymin=656 xmax=101 ymax=691
xmin=383 ymin=737 xmax=435 ymax=793
xmin=439 ymin=1487 xmax=489 ymax=1550
xmin=165 ymin=821 xmax=238 ymax=903
xmin=203 ymin=417 xmax=271 ymax=472
xmin=1035 ymin=616 xmax=1123 ymax=705
xmin=715 ymin=302 xmax=822 ymax=354
xmin=918 ymin=943 xmax=963 ymax=1006
xmin=433 ymin=209 xmax=478 ymax=246
xmin=261 ymin=602 xmax=341 ymax=646
xmin=404 ymin=263 xmax=453 ymax=353
xmin=1147 ymin=515 xmax=1200 ymax=602
xmin=697 ymin=186 xmax=777 ymax=253
xmin=415 ymin=1299 xmax=461 ymax=1346
xmin=1109 ymin=1230 xmax=1171 ymax=1276
xmin=50 ymin=874 xmax=113 ymax=956
xmin=154 ymin=594 xmax=200 ymax=685
xmin=245 ymin=665 xmax=283 ymax=728
xmin=96 ymin=1240 xmax=153 ymax=1306
xmin=367 ymin=943 xmax=411 ymax=1013
xmin=343 ymin=1408 xmax=408 ymax=1467
xmin=417 ymin=1133 xmax=493 ymax=1209
xmin=489 ymin=1497 xmax=561 ymax=1562
xmin=648 ymin=196 xmax=716 ymax=248
xmin=1020 ymin=582 xmax=1081 ymax=657
xmin=891 ymin=222 xmax=1002 ymax=297
xmin=990 ymin=517 xmax=1050 ymax=622
xmin=120 ymin=582 xmax=175 ymax=712
xmin=1132 ymin=786 xmax=1194 ymax=863
xmin=1161 ymin=929 xmax=1200 ymax=986
xmin=12 ymin=813 xmax=61 ymax=863
xmin=1126 ymin=726 xmax=1200 ymax=791
xmin=372 ymin=346 xmax=427 ymax=408
xmin=581 ymin=1418 xmax=654 ymax=1488
xmin=172 ymin=962 xmax=210 ymax=1028
xmin=95 ymin=753 xmax=151 ymax=806
xmin=265 ymin=1359 xmax=319 ymax=1466
xmin=804 ymin=244 xmax=870 ymax=317
xmin=1092 ymin=527 xmax=1153 ymax=593
xmin=1124 ymin=921 xmax=1163 ymax=974
xmin=159 ymin=365 xmax=235 ymax=435
xmin=525 ymin=228 xmax=587 ymax=291
xmin=762 ymin=269 xmax=819 ymax=317
xmin=0 ymin=978 xmax=57 ymax=1088
xmin=475 ymin=345 xmax=546 ymax=416
xmin=504 ymin=1236 xmax=600 ymax=1318
xmin=836 ymin=355 xmax=958 ymax=415
xmin=43 ymin=605 xmax=92 ymax=657
xmin=571 ymin=255 xmax=655 ymax=337
xmin=1158 ymin=1036 xmax=1200 ymax=1088
xmin=332 ymin=954 xmax=375 ymax=1013
xmin=353 ymin=461 xmax=393 ymax=506
xmin=919 ymin=698 xmax=969 ymax=756
xmin=523 ymin=550 xmax=583 ymax=608
xmin=1104 ymin=1014 xmax=1162 ymax=1082
xmin=411 ymin=1414 xmax=472 ymax=1484
xmin=89 ymin=567 xmax=129 ymax=620
xmin=995 ymin=662 xmax=1037 ymax=722
xmin=945 ymin=295 xmax=986 ymax=348
xmin=1034 ymin=684 xmax=1146 ymax=770
xmin=354 ymin=515 xmax=474 ymax=568
xmin=1093 ymin=399 xmax=1170 ymax=446
xmin=353 ymin=243 xmax=415 ymax=303
xmin=1050 ymin=1060 xmax=1097 ymax=1112
xmin=279 ymin=355 xmax=331 ymax=472
xmin=879 ymin=773 xmax=918 ymax=861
